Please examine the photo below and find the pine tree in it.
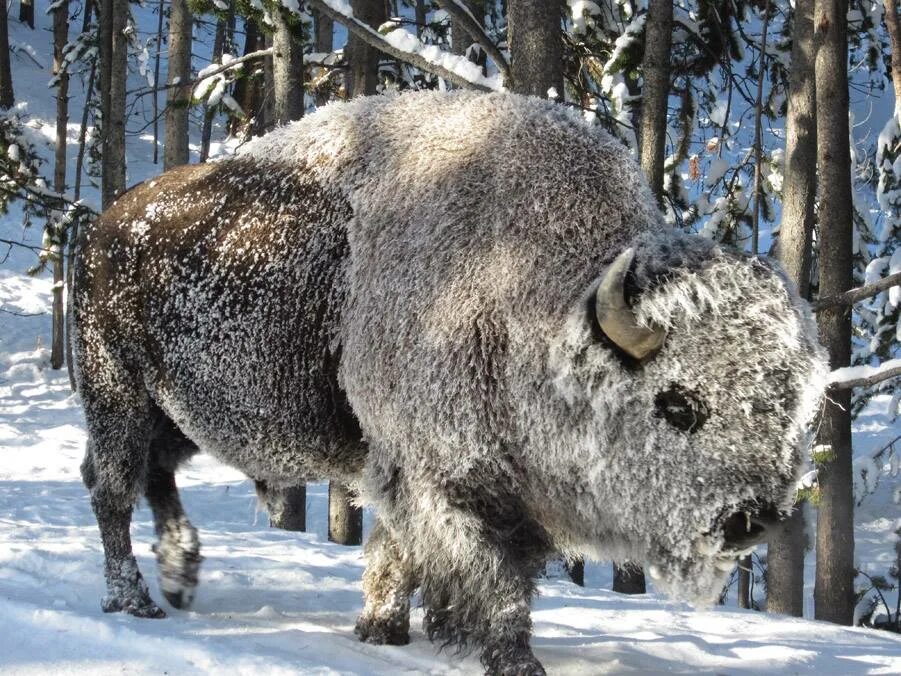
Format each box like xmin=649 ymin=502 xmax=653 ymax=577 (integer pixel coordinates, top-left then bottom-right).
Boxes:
xmin=0 ymin=0 xmax=14 ymax=109
xmin=768 ymin=0 xmax=817 ymax=618
xmin=164 ymin=0 xmax=193 ymax=169
xmin=813 ymin=0 xmax=856 ymax=625
xmin=507 ymin=0 xmax=563 ymax=97
xmin=100 ymin=0 xmax=128 ymax=208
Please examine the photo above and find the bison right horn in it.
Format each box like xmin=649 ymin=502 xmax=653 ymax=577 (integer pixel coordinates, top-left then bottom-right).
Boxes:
xmin=595 ymin=248 xmax=666 ymax=360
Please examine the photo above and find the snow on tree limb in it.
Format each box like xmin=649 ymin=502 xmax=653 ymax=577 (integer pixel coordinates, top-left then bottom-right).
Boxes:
xmin=828 ymin=359 xmax=901 ymax=390
xmin=435 ymin=0 xmax=511 ymax=87
xmin=812 ymin=271 xmax=901 ymax=312
xmin=307 ymin=0 xmax=501 ymax=92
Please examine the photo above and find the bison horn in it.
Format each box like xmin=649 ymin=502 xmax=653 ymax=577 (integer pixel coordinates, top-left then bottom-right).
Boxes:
xmin=595 ymin=248 xmax=666 ymax=360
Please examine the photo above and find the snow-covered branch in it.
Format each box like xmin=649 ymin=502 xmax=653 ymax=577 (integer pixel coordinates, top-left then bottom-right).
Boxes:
xmin=828 ymin=359 xmax=901 ymax=390
xmin=812 ymin=271 xmax=901 ymax=312
xmin=435 ymin=0 xmax=511 ymax=87
xmin=307 ymin=0 xmax=501 ymax=92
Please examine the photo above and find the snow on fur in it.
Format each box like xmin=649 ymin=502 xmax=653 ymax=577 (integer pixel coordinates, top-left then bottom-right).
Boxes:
xmin=73 ymin=91 xmax=828 ymax=673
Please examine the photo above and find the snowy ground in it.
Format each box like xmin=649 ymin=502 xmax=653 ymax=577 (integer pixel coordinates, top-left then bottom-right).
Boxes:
xmin=3 ymin=9 xmax=901 ymax=675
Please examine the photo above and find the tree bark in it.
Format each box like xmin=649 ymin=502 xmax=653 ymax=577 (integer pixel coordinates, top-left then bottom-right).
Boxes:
xmin=0 ymin=0 xmax=14 ymax=109
xmin=230 ymin=18 xmax=260 ymax=136
xmin=164 ymin=0 xmax=192 ymax=169
xmin=329 ymin=481 xmax=363 ymax=545
xmin=345 ymin=0 xmax=386 ymax=98
xmin=51 ymin=0 xmax=71 ymax=371
xmin=448 ymin=0 xmax=487 ymax=74
xmin=18 ymin=0 xmax=34 ymax=29
xmin=767 ymin=0 xmax=817 ymax=618
xmin=613 ymin=563 xmax=646 ymax=594
xmin=266 ymin=484 xmax=306 ymax=531
xmin=612 ymin=1 xmax=673 ymax=595
xmin=271 ymin=7 xmax=304 ymax=125
xmin=313 ymin=8 xmax=333 ymax=106
xmin=331 ymin=0 xmax=375 ymax=539
xmin=886 ymin=0 xmax=901 ymax=101
xmin=813 ymin=0 xmax=855 ymax=626
xmin=638 ymin=0 xmax=672 ymax=203
xmin=152 ymin=0 xmax=164 ymax=164
xmin=507 ymin=0 xmax=563 ymax=97
xmin=100 ymin=0 xmax=128 ymax=209
xmin=200 ymin=5 xmax=231 ymax=162
xmin=738 ymin=554 xmax=752 ymax=608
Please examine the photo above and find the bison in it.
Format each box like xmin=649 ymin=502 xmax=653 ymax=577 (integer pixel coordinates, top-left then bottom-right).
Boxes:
xmin=73 ymin=91 xmax=827 ymax=675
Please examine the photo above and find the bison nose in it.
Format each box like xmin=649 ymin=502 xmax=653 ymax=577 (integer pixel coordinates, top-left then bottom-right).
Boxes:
xmin=721 ymin=505 xmax=783 ymax=550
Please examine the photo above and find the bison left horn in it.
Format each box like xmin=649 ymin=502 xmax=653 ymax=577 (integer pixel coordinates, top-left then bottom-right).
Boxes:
xmin=595 ymin=248 xmax=666 ymax=360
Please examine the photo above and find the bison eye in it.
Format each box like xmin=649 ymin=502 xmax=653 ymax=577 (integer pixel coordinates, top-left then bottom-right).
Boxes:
xmin=654 ymin=385 xmax=709 ymax=433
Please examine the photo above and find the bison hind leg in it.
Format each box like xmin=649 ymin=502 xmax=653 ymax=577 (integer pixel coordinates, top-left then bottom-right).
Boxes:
xmin=145 ymin=416 xmax=202 ymax=610
xmin=81 ymin=419 xmax=165 ymax=618
xmin=355 ymin=519 xmax=416 ymax=646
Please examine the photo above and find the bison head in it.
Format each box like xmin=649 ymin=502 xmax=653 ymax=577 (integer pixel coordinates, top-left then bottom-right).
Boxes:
xmin=541 ymin=230 xmax=827 ymax=604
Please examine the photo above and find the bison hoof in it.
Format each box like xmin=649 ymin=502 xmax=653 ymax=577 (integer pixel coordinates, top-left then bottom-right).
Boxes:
xmin=102 ymin=594 xmax=166 ymax=619
xmin=484 ymin=651 xmax=546 ymax=676
xmin=354 ymin=615 xmax=410 ymax=646
xmin=154 ymin=527 xmax=201 ymax=611
xmin=162 ymin=588 xmax=192 ymax=610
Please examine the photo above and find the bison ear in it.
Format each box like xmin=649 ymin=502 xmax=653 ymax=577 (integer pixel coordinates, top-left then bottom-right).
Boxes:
xmin=595 ymin=248 xmax=666 ymax=361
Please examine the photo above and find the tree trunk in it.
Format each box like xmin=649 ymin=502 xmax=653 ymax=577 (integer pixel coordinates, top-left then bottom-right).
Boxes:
xmin=101 ymin=0 xmax=128 ymax=209
xmin=345 ymin=0 xmax=386 ymax=98
xmin=738 ymin=554 xmax=752 ymax=608
xmin=164 ymin=0 xmax=192 ymax=169
xmin=813 ymin=0 xmax=855 ymax=626
xmin=0 ymin=0 xmax=14 ymax=109
xmin=414 ymin=0 xmax=426 ymax=38
xmin=68 ymin=0 xmax=96 ymax=391
xmin=887 ymin=0 xmax=901 ymax=102
xmin=266 ymin=484 xmax=306 ymax=531
xmin=231 ymin=18 xmax=260 ymax=136
xmin=329 ymin=481 xmax=363 ymax=545
xmin=18 ymin=0 xmax=33 ymax=29
xmin=313 ymin=8 xmax=333 ymax=106
xmin=507 ymin=0 xmax=563 ymax=98
xmin=638 ymin=0 xmax=672 ymax=203
xmin=612 ymin=0 xmax=673 ymax=595
xmin=152 ymin=0 xmax=164 ymax=164
xmin=330 ymin=0 xmax=382 ymax=542
xmin=51 ymin=0 xmax=71 ymax=371
xmin=200 ymin=5 xmax=231 ymax=162
xmin=255 ymin=33 xmax=275 ymax=134
xmin=448 ymin=0 xmax=487 ymax=76
xmin=613 ymin=563 xmax=646 ymax=594
xmin=271 ymin=6 xmax=304 ymax=125
xmin=767 ymin=0 xmax=816 ymax=618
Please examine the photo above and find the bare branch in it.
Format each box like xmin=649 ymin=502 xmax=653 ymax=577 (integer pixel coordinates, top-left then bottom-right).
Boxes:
xmin=435 ymin=0 xmax=511 ymax=87
xmin=0 ymin=306 xmax=45 ymax=317
xmin=306 ymin=0 xmax=498 ymax=92
xmin=128 ymin=48 xmax=273 ymax=98
xmin=812 ymin=271 xmax=901 ymax=311
xmin=0 ymin=237 xmax=45 ymax=253
xmin=828 ymin=359 xmax=901 ymax=390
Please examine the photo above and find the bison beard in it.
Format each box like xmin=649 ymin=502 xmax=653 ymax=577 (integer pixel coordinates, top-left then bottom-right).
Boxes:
xmin=73 ymin=91 xmax=828 ymax=675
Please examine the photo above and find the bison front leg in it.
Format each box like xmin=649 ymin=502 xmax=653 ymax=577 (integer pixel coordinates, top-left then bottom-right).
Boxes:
xmin=355 ymin=519 xmax=417 ymax=646
xmin=413 ymin=488 xmax=551 ymax=676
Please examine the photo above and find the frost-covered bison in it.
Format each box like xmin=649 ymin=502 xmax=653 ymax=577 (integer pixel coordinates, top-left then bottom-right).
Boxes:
xmin=74 ymin=91 xmax=827 ymax=675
